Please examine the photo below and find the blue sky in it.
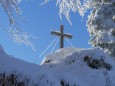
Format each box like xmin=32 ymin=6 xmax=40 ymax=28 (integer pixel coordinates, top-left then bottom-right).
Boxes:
xmin=0 ymin=0 xmax=91 ymax=64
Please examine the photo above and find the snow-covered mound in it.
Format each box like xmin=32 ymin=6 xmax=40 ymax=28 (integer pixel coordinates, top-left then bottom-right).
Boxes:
xmin=42 ymin=47 xmax=115 ymax=86
xmin=0 ymin=45 xmax=44 ymax=86
xmin=0 ymin=45 xmax=115 ymax=86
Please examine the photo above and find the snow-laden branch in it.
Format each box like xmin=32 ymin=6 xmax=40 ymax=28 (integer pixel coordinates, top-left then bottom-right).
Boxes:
xmin=56 ymin=0 xmax=85 ymax=25
xmin=8 ymin=28 xmax=35 ymax=51
xmin=44 ymin=0 xmax=86 ymax=25
xmin=0 ymin=24 xmax=35 ymax=51
xmin=44 ymin=0 xmax=114 ymax=24
xmin=0 ymin=0 xmax=36 ymax=51
xmin=0 ymin=0 xmax=22 ymax=25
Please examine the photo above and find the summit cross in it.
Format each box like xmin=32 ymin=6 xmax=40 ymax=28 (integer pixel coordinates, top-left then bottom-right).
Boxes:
xmin=51 ymin=25 xmax=72 ymax=48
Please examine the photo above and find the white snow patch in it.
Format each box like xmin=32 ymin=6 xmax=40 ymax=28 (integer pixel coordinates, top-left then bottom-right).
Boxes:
xmin=0 ymin=45 xmax=115 ymax=86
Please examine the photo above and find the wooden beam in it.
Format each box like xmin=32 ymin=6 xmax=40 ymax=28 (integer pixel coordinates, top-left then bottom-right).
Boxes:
xmin=60 ymin=25 xmax=64 ymax=48
xmin=64 ymin=33 xmax=72 ymax=39
xmin=51 ymin=31 xmax=61 ymax=36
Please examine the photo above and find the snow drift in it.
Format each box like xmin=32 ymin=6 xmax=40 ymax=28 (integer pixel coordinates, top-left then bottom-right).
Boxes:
xmin=0 ymin=45 xmax=115 ymax=86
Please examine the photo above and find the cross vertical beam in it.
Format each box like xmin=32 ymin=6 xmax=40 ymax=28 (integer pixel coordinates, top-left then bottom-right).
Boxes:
xmin=51 ymin=25 xmax=72 ymax=48
xmin=60 ymin=25 xmax=64 ymax=48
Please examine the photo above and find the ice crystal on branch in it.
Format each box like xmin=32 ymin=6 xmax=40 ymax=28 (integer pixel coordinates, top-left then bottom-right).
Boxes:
xmin=8 ymin=28 xmax=35 ymax=51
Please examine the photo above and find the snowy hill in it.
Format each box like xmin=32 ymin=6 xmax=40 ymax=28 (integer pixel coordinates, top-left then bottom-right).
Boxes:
xmin=42 ymin=48 xmax=115 ymax=86
xmin=0 ymin=45 xmax=115 ymax=86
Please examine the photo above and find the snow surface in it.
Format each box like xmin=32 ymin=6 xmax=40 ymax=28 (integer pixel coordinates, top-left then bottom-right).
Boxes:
xmin=1 ymin=45 xmax=115 ymax=86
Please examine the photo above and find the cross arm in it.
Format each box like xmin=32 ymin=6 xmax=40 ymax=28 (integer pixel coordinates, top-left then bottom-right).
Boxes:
xmin=51 ymin=31 xmax=61 ymax=36
xmin=64 ymin=33 xmax=72 ymax=39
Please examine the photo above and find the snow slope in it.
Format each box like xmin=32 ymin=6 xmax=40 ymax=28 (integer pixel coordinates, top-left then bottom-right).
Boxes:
xmin=42 ymin=48 xmax=115 ymax=86
xmin=0 ymin=45 xmax=115 ymax=86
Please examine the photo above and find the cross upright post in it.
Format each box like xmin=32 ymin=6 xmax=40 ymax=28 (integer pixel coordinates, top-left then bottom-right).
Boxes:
xmin=51 ymin=25 xmax=72 ymax=48
xmin=60 ymin=25 xmax=64 ymax=48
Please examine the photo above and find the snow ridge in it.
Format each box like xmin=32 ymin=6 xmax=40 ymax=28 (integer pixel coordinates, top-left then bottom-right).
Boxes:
xmin=0 ymin=46 xmax=115 ymax=86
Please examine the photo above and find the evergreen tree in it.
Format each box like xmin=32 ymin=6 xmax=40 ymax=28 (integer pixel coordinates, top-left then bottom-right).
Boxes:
xmin=87 ymin=0 xmax=115 ymax=56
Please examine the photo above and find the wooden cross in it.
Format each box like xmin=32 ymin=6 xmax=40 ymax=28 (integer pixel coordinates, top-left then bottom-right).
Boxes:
xmin=51 ymin=25 xmax=72 ymax=48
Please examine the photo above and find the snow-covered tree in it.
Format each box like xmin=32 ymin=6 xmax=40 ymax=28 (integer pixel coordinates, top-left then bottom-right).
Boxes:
xmin=87 ymin=0 xmax=115 ymax=56
xmin=0 ymin=0 xmax=35 ymax=50
xmin=46 ymin=0 xmax=115 ymax=56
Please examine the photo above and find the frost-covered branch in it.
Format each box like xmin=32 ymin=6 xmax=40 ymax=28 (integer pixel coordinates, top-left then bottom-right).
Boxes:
xmin=8 ymin=28 xmax=35 ymax=51
xmin=0 ymin=0 xmax=22 ymax=24
xmin=0 ymin=0 xmax=35 ymax=50
xmin=56 ymin=0 xmax=85 ymax=25
xmin=44 ymin=0 xmax=113 ymax=24
xmin=44 ymin=0 xmax=85 ymax=25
